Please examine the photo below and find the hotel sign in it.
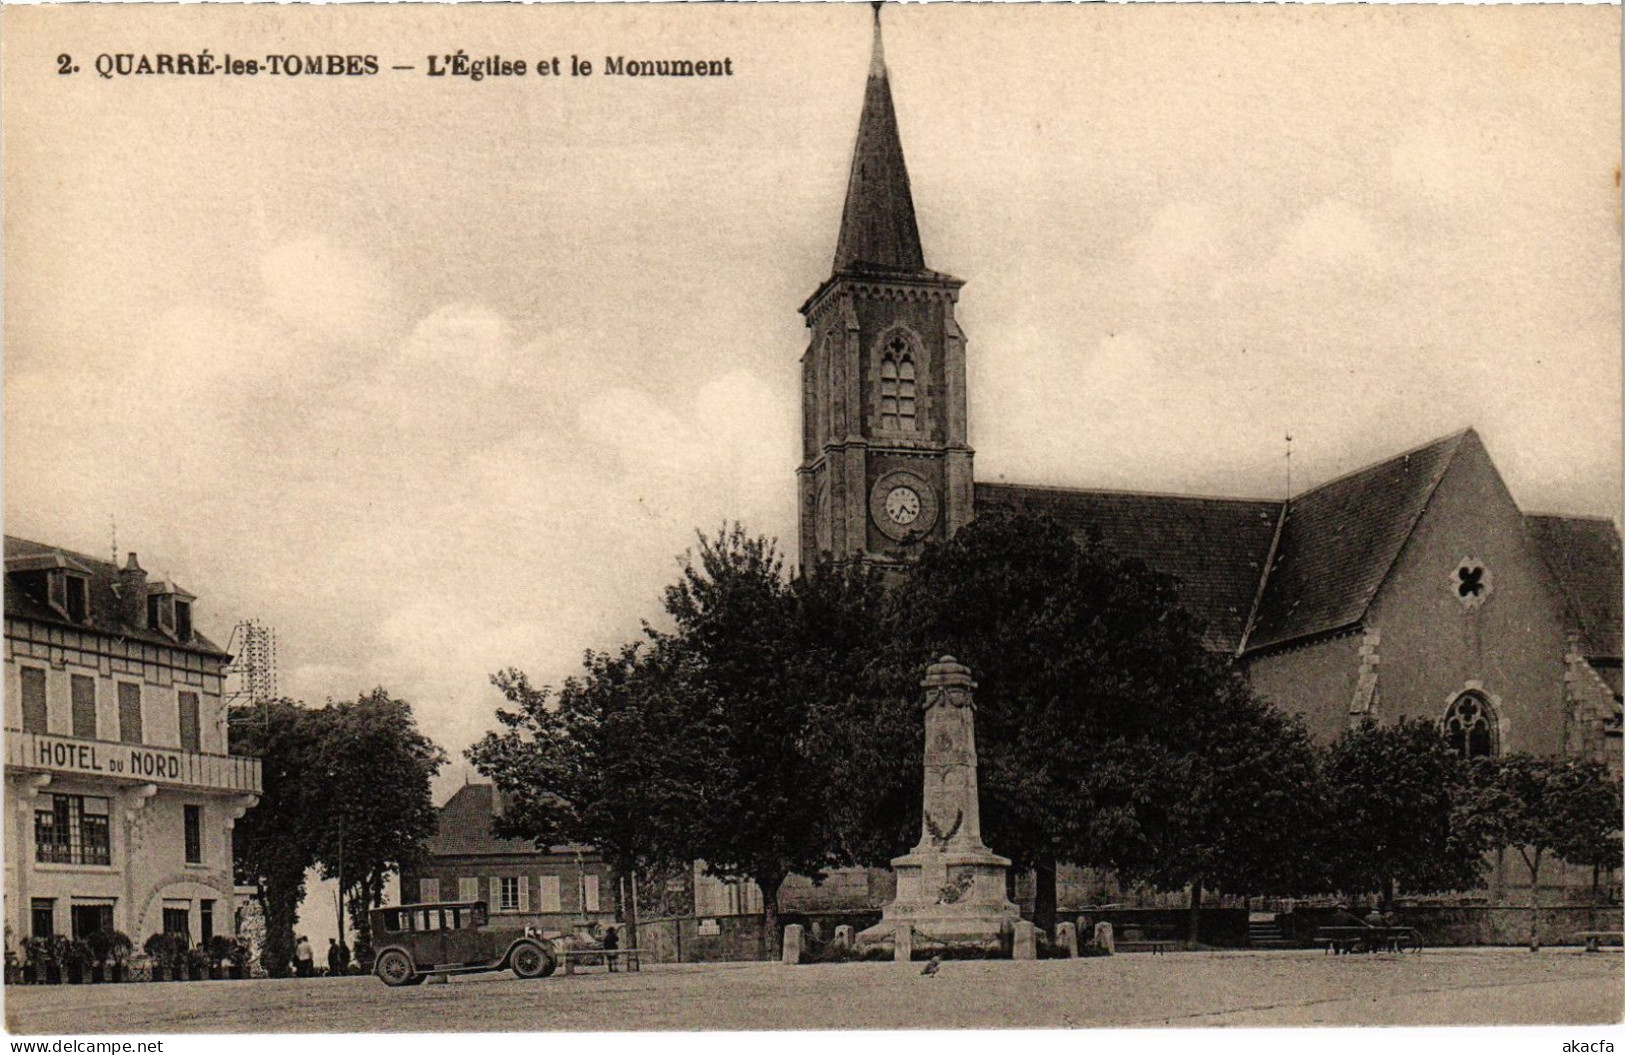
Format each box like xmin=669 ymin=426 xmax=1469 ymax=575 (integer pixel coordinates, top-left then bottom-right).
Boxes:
xmin=6 ymin=730 xmax=261 ymax=794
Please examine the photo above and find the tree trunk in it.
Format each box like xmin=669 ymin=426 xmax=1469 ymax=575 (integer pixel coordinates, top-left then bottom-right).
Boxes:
xmin=1382 ymin=875 xmax=1396 ymax=913
xmin=1186 ymin=877 xmax=1203 ymax=946
xmin=618 ymin=866 xmax=640 ymax=952
xmin=1033 ymin=856 xmax=1058 ymax=937
xmin=259 ymin=884 xmax=299 ymax=978
xmin=758 ymin=874 xmax=784 ymax=961
xmin=1522 ymin=847 xmax=1544 ymax=951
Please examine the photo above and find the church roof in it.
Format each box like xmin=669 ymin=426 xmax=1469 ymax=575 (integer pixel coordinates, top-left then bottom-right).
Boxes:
xmin=832 ymin=8 xmax=926 ymax=275
xmin=974 ymin=483 xmax=1281 ymax=653
xmin=1244 ymin=430 xmax=1469 ymax=652
xmin=1525 ymin=513 xmax=1623 ymax=661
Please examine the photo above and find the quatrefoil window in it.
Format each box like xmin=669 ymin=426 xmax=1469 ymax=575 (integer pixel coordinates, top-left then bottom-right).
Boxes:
xmin=1452 ymin=558 xmax=1492 ymax=609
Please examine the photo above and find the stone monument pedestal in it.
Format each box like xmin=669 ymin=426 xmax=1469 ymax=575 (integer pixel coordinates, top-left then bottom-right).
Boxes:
xmin=858 ymin=657 xmax=1020 ymax=954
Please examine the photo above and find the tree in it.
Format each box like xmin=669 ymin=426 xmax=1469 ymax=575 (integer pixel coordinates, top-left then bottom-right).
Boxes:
xmin=1320 ymin=718 xmax=1485 ymax=909
xmin=815 ymin=509 xmax=1236 ymax=933
xmin=468 ymin=645 xmax=707 ymax=949
xmin=230 ymin=699 xmax=323 ymax=977
xmin=311 ymin=689 xmax=448 ymax=959
xmin=657 ymin=526 xmax=879 ymax=950
xmin=1146 ymin=676 xmax=1328 ymax=943
xmin=1467 ymin=754 xmax=1622 ymax=950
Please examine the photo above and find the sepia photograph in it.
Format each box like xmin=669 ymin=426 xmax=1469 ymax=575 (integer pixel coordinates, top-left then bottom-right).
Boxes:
xmin=2 ymin=0 xmax=1621 ymax=1043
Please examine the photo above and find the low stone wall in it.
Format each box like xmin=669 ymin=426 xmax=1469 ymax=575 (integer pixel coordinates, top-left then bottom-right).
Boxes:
xmin=1281 ymin=905 xmax=1625 ymax=947
xmin=1071 ymin=908 xmax=1251 ymax=947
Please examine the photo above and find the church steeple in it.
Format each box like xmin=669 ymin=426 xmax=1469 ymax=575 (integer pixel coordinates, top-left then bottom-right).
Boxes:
xmin=799 ymin=5 xmax=972 ymax=570
xmin=833 ymin=4 xmax=926 ymax=274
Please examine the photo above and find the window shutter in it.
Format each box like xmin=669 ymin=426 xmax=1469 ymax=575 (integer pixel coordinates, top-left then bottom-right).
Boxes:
xmin=584 ymin=874 xmax=601 ymax=913
xmin=490 ymin=876 xmax=501 ymax=911
xmin=519 ymin=875 xmax=530 ymax=912
xmin=537 ymin=875 xmax=561 ymax=913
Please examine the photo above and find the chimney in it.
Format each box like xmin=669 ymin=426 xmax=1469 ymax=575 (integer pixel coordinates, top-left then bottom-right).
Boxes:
xmin=118 ymin=552 xmax=147 ymax=629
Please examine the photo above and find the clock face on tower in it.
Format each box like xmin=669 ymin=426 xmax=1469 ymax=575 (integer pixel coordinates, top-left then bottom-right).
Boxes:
xmin=885 ymin=486 xmax=921 ymax=525
xmin=870 ymin=470 xmax=939 ymax=541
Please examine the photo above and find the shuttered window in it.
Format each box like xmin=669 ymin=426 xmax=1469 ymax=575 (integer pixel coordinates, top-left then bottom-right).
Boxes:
xmin=71 ymin=675 xmax=97 ymax=739
xmin=178 ymin=692 xmax=200 ymax=752
xmin=20 ymin=667 xmax=47 ymax=733
xmin=458 ymin=877 xmax=479 ymax=903
xmin=536 ymin=875 xmax=562 ymax=913
xmin=117 ymin=683 xmax=142 ymax=744
xmin=584 ymin=874 xmax=601 ymax=912
xmin=419 ymin=878 xmax=440 ymax=903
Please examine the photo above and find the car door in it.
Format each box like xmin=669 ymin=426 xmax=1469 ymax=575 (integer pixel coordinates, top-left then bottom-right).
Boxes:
xmin=438 ymin=905 xmax=493 ymax=967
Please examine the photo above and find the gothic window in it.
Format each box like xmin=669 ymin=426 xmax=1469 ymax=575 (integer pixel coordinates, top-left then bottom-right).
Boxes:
xmin=879 ymin=337 xmax=917 ymax=431
xmin=1443 ymin=692 xmax=1498 ymax=760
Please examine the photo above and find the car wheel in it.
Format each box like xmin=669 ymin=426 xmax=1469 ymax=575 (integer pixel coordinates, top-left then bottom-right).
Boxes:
xmin=375 ymin=949 xmax=416 ymax=987
xmin=510 ymin=941 xmax=555 ymax=980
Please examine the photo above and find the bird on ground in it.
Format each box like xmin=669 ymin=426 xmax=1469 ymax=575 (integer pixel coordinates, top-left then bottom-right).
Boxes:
xmin=920 ymin=954 xmax=941 ymax=976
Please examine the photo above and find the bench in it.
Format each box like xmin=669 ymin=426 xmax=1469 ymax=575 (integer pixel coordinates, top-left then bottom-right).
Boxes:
xmin=1117 ymin=926 xmax=1178 ymax=954
xmin=559 ymin=947 xmax=641 ymax=974
xmin=1574 ymin=931 xmax=1624 ymax=953
xmin=1314 ymin=926 xmax=1421 ymax=955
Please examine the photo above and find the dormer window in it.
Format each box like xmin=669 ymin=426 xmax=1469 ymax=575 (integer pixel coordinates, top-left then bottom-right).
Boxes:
xmin=148 ymin=593 xmax=175 ymax=636
xmin=64 ymin=575 xmax=88 ymax=623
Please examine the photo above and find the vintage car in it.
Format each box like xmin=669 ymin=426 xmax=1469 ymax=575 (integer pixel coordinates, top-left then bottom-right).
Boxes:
xmin=369 ymin=901 xmax=557 ymax=986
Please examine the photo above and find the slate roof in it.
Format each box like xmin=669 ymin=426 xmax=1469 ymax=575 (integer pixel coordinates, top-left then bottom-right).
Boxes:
xmin=1525 ymin=514 xmax=1623 ymax=661
xmin=425 ymin=783 xmax=541 ymax=857
xmin=4 ymin=535 xmax=228 ymax=658
xmin=1244 ymin=431 xmax=1468 ymax=653
xmin=974 ymin=482 xmax=1282 ymax=653
xmin=832 ymin=10 xmax=926 ymax=275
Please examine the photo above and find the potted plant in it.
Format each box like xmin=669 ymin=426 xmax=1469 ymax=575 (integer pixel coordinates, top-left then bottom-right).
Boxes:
xmin=86 ymin=930 xmax=133 ymax=983
xmin=62 ymin=938 xmax=94 ymax=984
xmin=185 ymin=943 xmax=210 ymax=981
xmin=21 ymin=936 xmax=52 ymax=984
xmin=221 ymin=935 xmax=250 ymax=979
xmin=143 ymin=933 xmax=184 ymax=981
xmin=207 ymin=935 xmax=235 ymax=980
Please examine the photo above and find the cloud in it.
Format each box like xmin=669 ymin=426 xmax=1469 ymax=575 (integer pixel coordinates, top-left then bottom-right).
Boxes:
xmin=260 ymin=236 xmax=393 ymax=343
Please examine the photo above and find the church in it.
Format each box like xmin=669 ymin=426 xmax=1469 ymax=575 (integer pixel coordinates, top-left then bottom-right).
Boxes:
xmin=795 ymin=11 xmax=1621 ymax=773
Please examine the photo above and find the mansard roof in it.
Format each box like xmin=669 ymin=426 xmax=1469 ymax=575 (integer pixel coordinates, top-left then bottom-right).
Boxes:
xmin=1244 ymin=430 xmax=1469 ymax=652
xmin=1526 ymin=513 xmax=1623 ymax=661
xmin=974 ymin=483 xmax=1281 ymax=653
xmin=831 ymin=8 xmax=926 ymax=275
xmin=4 ymin=534 xmax=227 ymax=657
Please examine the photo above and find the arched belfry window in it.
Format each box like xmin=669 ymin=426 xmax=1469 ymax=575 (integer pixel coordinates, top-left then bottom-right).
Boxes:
xmin=1443 ymin=692 xmax=1498 ymax=760
xmin=879 ymin=336 xmax=917 ymax=431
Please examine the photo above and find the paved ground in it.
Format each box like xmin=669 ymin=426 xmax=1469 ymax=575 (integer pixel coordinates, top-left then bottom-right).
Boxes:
xmin=5 ymin=948 xmax=1621 ymax=1033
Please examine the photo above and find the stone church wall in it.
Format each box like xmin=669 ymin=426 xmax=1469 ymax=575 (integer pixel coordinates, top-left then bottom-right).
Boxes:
xmin=1246 ymin=632 xmax=1365 ymax=743
xmin=1366 ymin=432 xmax=1568 ymax=755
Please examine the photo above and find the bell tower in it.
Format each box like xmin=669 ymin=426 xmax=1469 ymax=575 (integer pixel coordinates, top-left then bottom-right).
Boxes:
xmin=798 ymin=5 xmax=974 ymax=567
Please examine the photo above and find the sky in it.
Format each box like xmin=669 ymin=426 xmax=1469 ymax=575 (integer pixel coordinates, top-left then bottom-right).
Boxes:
xmin=5 ymin=3 xmax=1621 ymax=799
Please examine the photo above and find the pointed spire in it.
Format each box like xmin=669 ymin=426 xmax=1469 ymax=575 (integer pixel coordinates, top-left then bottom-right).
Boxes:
xmin=833 ymin=3 xmax=926 ymax=274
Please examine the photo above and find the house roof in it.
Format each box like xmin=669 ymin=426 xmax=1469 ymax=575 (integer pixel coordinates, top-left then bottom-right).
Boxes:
xmin=973 ymin=482 xmax=1282 ymax=653
xmin=4 ymin=535 xmax=228 ymax=657
xmin=425 ymin=783 xmax=540 ymax=857
xmin=1525 ymin=514 xmax=1623 ymax=661
xmin=1243 ymin=431 xmax=1469 ymax=653
xmin=831 ymin=8 xmax=926 ymax=275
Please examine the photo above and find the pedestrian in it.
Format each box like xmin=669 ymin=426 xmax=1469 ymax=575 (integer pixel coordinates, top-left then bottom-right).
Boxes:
xmin=294 ymin=935 xmax=314 ymax=978
xmin=326 ymin=938 xmax=342 ymax=977
xmin=603 ymin=924 xmax=619 ymax=972
xmin=336 ymin=938 xmax=351 ymax=976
